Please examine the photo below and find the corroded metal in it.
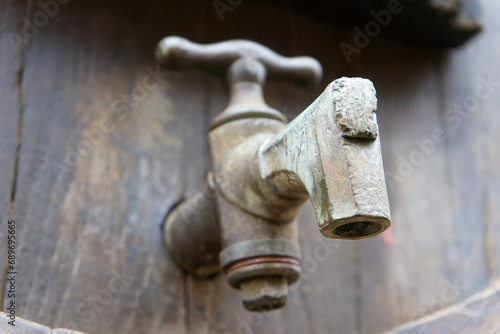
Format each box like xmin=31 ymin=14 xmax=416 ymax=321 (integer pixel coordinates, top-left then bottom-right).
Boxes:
xmin=164 ymin=181 xmax=221 ymax=277
xmin=159 ymin=36 xmax=391 ymax=311
xmin=216 ymin=78 xmax=391 ymax=239
xmin=156 ymin=36 xmax=322 ymax=86
xmin=219 ymin=239 xmax=302 ymax=270
xmin=240 ymin=276 xmax=289 ymax=312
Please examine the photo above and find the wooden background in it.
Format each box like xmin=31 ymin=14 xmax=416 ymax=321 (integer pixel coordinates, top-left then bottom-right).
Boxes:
xmin=1 ymin=0 xmax=499 ymax=333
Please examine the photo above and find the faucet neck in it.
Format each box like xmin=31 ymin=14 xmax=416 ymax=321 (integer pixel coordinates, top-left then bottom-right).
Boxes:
xmin=210 ymin=57 xmax=287 ymax=129
xmin=210 ymin=78 xmax=391 ymax=239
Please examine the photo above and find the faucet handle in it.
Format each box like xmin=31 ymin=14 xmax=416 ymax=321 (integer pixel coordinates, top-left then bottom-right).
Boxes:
xmin=156 ymin=36 xmax=322 ymax=87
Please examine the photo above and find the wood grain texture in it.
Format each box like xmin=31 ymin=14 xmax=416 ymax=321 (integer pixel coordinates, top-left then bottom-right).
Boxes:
xmin=4 ymin=0 xmax=208 ymax=333
xmin=0 ymin=0 xmax=25 ymax=305
xmin=357 ymin=39 xmax=461 ymax=332
xmin=0 ymin=0 xmax=499 ymax=333
xmin=440 ymin=0 xmax=500 ymax=285
xmin=355 ymin=0 xmax=500 ymax=330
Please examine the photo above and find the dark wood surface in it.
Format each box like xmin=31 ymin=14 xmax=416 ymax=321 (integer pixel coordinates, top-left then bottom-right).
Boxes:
xmin=0 ymin=0 xmax=499 ymax=333
xmin=262 ymin=0 xmax=482 ymax=46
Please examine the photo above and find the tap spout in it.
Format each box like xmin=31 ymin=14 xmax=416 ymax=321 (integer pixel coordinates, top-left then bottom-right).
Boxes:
xmin=257 ymin=77 xmax=391 ymax=239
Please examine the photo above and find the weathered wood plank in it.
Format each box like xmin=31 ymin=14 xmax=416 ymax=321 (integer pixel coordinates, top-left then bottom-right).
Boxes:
xmin=7 ymin=0 xmax=211 ymax=333
xmin=0 ymin=0 xmax=25 ymax=310
xmin=439 ymin=0 xmax=500 ymax=284
xmin=355 ymin=41 xmax=461 ymax=332
xmin=349 ymin=0 xmax=500 ymax=331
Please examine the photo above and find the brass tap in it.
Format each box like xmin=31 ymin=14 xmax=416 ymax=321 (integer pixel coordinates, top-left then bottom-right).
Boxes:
xmin=159 ymin=36 xmax=391 ymax=311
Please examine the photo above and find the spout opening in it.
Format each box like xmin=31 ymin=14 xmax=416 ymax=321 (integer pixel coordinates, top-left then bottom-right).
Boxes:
xmin=332 ymin=221 xmax=382 ymax=239
xmin=243 ymin=294 xmax=287 ymax=312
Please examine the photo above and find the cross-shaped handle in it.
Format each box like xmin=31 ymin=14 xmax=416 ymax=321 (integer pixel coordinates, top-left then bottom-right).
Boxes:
xmin=156 ymin=36 xmax=322 ymax=87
